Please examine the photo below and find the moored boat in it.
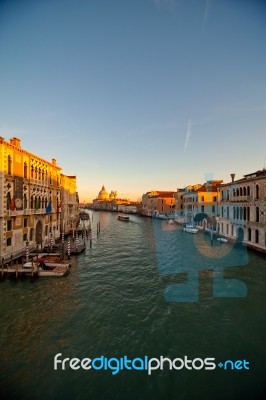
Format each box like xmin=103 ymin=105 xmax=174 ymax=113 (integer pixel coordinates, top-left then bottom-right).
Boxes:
xmin=118 ymin=215 xmax=130 ymax=221
xmin=37 ymin=256 xmax=71 ymax=268
xmin=38 ymin=265 xmax=70 ymax=277
xmin=216 ymin=236 xmax=228 ymax=243
xmin=183 ymin=224 xmax=198 ymax=234
xmin=23 ymin=262 xmax=70 ymax=277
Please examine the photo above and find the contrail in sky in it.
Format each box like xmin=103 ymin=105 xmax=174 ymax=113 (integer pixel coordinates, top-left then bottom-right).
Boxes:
xmin=202 ymin=0 xmax=210 ymax=31
xmin=184 ymin=119 xmax=192 ymax=151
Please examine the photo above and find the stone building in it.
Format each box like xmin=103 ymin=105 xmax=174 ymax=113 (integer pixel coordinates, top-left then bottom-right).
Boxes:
xmin=141 ymin=191 xmax=175 ymax=217
xmin=219 ymin=171 xmax=266 ymax=252
xmin=0 ymin=136 xmax=79 ymax=262
xmin=182 ymin=181 xmax=222 ymax=225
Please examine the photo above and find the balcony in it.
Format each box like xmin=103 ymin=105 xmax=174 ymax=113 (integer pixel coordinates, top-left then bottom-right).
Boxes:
xmin=6 ymin=210 xmax=24 ymax=217
xmin=225 ymin=195 xmax=253 ymax=203
xmin=6 ymin=208 xmax=47 ymax=217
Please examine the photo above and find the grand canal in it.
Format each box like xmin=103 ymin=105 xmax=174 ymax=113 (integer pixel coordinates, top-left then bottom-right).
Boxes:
xmin=1 ymin=211 xmax=266 ymax=400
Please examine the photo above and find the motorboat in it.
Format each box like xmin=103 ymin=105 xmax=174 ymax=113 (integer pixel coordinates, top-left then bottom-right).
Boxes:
xmin=183 ymin=224 xmax=198 ymax=234
xmin=65 ymin=243 xmax=86 ymax=255
xmin=216 ymin=236 xmax=228 ymax=243
xmin=38 ymin=265 xmax=70 ymax=277
xmin=118 ymin=215 xmax=130 ymax=221
xmin=167 ymin=219 xmax=175 ymax=224
xmin=23 ymin=262 xmax=70 ymax=277
xmin=37 ymin=256 xmax=71 ymax=269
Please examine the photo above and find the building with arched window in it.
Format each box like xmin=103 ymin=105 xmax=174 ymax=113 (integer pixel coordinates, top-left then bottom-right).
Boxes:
xmin=219 ymin=170 xmax=266 ymax=252
xmin=0 ymin=136 xmax=79 ymax=262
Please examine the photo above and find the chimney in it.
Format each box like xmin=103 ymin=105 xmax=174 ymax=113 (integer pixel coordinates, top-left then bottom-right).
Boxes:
xmin=52 ymin=158 xmax=56 ymax=166
xmin=10 ymin=137 xmax=21 ymax=148
xmin=230 ymin=173 xmax=235 ymax=182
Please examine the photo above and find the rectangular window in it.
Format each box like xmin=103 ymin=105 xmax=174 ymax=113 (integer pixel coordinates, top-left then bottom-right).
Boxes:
xmin=201 ymin=205 xmax=204 ymax=212
xmin=212 ymin=205 xmax=215 ymax=213
xmin=23 ymin=233 xmax=27 ymax=241
xmin=24 ymin=218 xmax=28 ymax=228
xmin=7 ymin=220 xmax=12 ymax=231
xmin=213 ymin=196 xmax=217 ymax=202
xmin=7 ymin=237 xmax=12 ymax=246
xmin=201 ymin=196 xmax=204 ymax=202
xmin=256 ymin=207 xmax=260 ymax=223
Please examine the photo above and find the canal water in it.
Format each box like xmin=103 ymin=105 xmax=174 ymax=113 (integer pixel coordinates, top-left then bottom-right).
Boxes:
xmin=0 ymin=212 xmax=265 ymax=400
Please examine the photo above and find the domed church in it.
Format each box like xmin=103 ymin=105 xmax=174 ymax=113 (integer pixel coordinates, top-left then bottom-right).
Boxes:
xmin=97 ymin=185 xmax=109 ymax=200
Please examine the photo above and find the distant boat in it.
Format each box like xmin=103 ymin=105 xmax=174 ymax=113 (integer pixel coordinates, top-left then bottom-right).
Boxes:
xmin=66 ymin=243 xmax=86 ymax=255
xmin=183 ymin=224 xmax=198 ymax=234
xmin=168 ymin=219 xmax=175 ymax=224
xmin=118 ymin=215 xmax=130 ymax=221
xmin=216 ymin=236 xmax=228 ymax=243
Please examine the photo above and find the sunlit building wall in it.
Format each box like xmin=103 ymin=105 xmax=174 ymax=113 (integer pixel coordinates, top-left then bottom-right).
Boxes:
xmin=219 ymin=171 xmax=266 ymax=251
xmin=142 ymin=191 xmax=175 ymax=217
xmin=0 ymin=136 xmax=79 ymax=261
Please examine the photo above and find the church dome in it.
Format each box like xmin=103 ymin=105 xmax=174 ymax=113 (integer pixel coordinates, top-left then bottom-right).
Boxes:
xmin=98 ymin=185 xmax=109 ymax=200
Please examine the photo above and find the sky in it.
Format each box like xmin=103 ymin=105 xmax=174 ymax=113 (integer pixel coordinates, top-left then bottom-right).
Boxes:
xmin=0 ymin=0 xmax=266 ymax=202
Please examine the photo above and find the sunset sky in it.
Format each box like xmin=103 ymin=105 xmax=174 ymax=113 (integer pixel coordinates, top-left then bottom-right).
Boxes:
xmin=0 ymin=0 xmax=265 ymax=202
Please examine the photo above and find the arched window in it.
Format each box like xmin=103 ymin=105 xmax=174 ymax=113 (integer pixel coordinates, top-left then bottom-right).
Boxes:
xmin=30 ymin=196 xmax=34 ymax=209
xmin=240 ymin=207 xmax=243 ymax=220
xmin=240 ymin=187 xmax=243 ymax=196
xmin=243 ymin=207 xmax=246 ymax=221
xmin=23 ymin=194 xmax=27 ymax=209
xmin=30 ymin=228 xmax=34 ymax=241
xmin=7 ymin=155 xmax=12 ymax=175
xmin=256 ymin=207 xmax=260 ymax=222
xmin=248 ymin=228 xmax=252 ymax=241
xmin=247 ymin=186 xmax=250 ymax=196
xmin=243 ymin=187 xmax=246 ymax=196
xmin=247 ymin=207 xmax=250 ymax=221
xmin=233 ymin=206 xmax=236 ymax=219
xmin=31 ymin=165 xmax=34 ymax=179
xmin=255 ymin=229 xmax=259 ymax=244
xmin=24 ymin=162 xmax=27 ymax=178
xmin=256 ymin=184 xmax=259 ymax=199
xmin=7 ymin=192 xmax=11 ymax=209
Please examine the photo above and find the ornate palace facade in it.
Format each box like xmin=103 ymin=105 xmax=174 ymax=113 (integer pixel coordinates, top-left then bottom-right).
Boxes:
xmin=0 ymin=136 xmax=79 ymax=262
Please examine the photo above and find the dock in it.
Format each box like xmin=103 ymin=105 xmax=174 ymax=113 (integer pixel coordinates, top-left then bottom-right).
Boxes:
xmin=1 ymin=262 xmax=38 ymax=278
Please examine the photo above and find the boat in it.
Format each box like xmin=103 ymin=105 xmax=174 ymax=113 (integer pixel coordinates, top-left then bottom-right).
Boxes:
xmin=23 ymin=262 xmax=70 ymax=277
xmin=216 ymin=236 xmax=228 ymax=243
xmin=118 ymin=215 xmax=130 ymax=221
xmin=183 ymin=224 xmax=198 ymax=234
xmin=38 ymin=265 xmax=70 ymax=277
xmin=37 ymin=256 xmax=71 ymax=269
xmin=65 ymin=243 xmax=86 ymax=255
xmin=168 ymin=219 xmax=175 ymax=224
